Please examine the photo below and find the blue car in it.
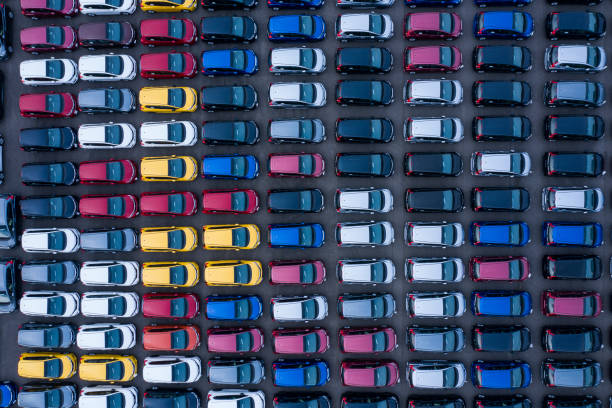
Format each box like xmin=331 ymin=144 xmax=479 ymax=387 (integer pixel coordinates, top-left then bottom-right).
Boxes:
xmin=474 ymin=0 xmax=530 ymax=6
xmin=201 ymin=49 xmax=258 ymax=76
xmin=204 ymin=295 xmax=263 ymax=320
xmin=471 ymin=221 xmax=529 ymax=247
xmin=405 ymin=0 xmax=461 ymax=6
xmin=471 ymin=361 xmax=531 ymax=389
xmin=0 ymin=382 xmax=15 ymax=408
xmin=268 ymin=15 xmax=326 ymax=42
xmin=268 ymin=223 xmax=325 ymax=248
xmin=474 ymin=11 xmax=534 ymax=39
xmin=201 ymin=154 xmax=259 ymax=180
xmin=543 ymin=222 xmax=603 ymax=248
xmin=268 ymin=0 xmax=323 ymax=9
xmin=471 ymin=290 xmax=532 ymax=317
xmin=273 ymin=360 xmax=330 ymax=387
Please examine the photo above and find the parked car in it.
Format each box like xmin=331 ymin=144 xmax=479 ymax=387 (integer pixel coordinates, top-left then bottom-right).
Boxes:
xmin=0 ymin=5 xmax=10 ymax=61
xmin=139 ymin=86 xmax=198 ymax=113
xmin=268 ymin=189 xmax=323 ymax=213
xmin=404 ymin=12 xmax=461 ymax=40
xmin=335 ymin=188 xmax=392 ymax=213
xmin=404 ymin=79 xmax=462 ymax=106
xmin=79 ymin=159 xmax=137 ymax=184
xmin=338 ymin=293 xmax=395 ymax=319
xmin=473 ymin=116 xmax=531 ymax=141
xmin=78 ymin=88 xmax=136 ymax=114
xmin=270 ymin=48 xmax=326 ymax=74
xmin=203 ymin=224 xmax=260 ymax=250
xmin=78 ymin=21 xmax=136 ymax=49
xmin=543 ymin=187 xmax=603 ymax=213
xmin=272 ymin=328 xmax=329 ymax=354
xmin=406 ymin=326 xmax=464 ymax=352
xmin=542 ymin=326 xmax=602 ymax=353
xmin=79 ymin=194 xmax=138 ymax=219
xmin=20 ymin=0 xmax=78 ymax=18
xmin=472 ymin=325 xmax=530 ymax=352
xmin=542 ymin=396 xmax=600 ymax=408
xmin=405 ymin=152 xmax=461 ymax=176
xmin=542 ymin=359 xmax=602 ymax=388
xmin=80 ymin=0 xmax=135 ymax=14
xmin=202 ymin=120 xmax=259 ymax=145
xmin=269 ymin=260 xmax=326 ymax=285
xmin=78 ymin=54 xmax=137 ymax=81
xmin=471 ymin=222 xmax=529 ymax=247
xmin=272 ymin=360 xmax=329 ymax=387
xmin=20 ymin=25 xmax=77 ymax=53
xmin=473 ymin=11 xmax=533 ymax=39
xmin=404 ymin=117 xmax=463 ymax=143
xmin=273 ymin=394 xmax=330 ymax=408
xmin=19 ymin=196 xmax=77 ymax=219
xmin=407 ymin=398 xmax=465 ymax=408
xmin=268 ymin=223 xmax=324 ymax=248
xmin=271 ymin=295 xmax=328 ymax=321
xmin=545 ymin=45 xmax=606 ymax=73
xmin=207 ymin=327 xmax=263 ymax=353
xmin=201 ymin=49 xmax=257 ymax=76
xmin=140 ymin=52 xmax=197 ymax=79
xmin=473 ymin=81 xmax=531 ymax=107
xmin=139 ymin=155 xmax=197 ymax=182
xmin=143 ymin=389 xmax=199 ymax=408
xmin=80 ymin=228 xmax=137 ymax=252
xmin=79 ymin=261 xmax=139 ymax=287
xmin=202 ymin=189 xmax=258 ymax=214
xmin=472 ymin=187 xmax=529 ymax=212
xmin=269 ymin=82 xmax=326 ymax=108
xmin=470 ymin=257 xmax=529 ymax=281
xmin=407 ymin=292 xmax=465 ymax=319
xmin=204 ymin=295 xmax=262 ymax=320
xmin=203 ymin=260 xmax=262 ymax=286
xmin=545 ymin=152 xmax=604 ymax=177
xmin=335 ymin=47 xmax=392 ymax=74
xmin=471 ymin=361 xmax=531 ymax=389
xmin=79 ymin=387 xmax=137 ymax=408
xmin=202 ymin=0 xmax=255 ymax=10
xmin=207 ymin=391 xmax=264 ymax=408
xmin=76 ymin=323 xmax=136 ymax=350
xmin=18 ymin=384 xmax=77 ymax=408
xmin=21 ymin=260 xmax=78 ymax=284
xmin=405 ymin=188 xmax=463 ymax=213
xmin=17 ymin=322 xmax=75 ymax=349
xmin=268 ymin=119 xmax=324 ymax=143
xmin=472 ymin=396 xmax=530 ymax=408
xmin=140 ymin=226 xmax=198 ymax=253
xmin=18 ymin=353 xmax=77 ymax=380
xmin=21 ymin=162 xmax=77 ymax=186
xmin=21 ymin=228 xmax=80 ymax=253
xmin=142 ymin=261 xmax=199 ymax=288
xmin=545 ymin=115 xmax=603 ymax=141
xmin=405 ymin=258 xmax=463 ymax=283
xmin=78 ymin=123 xmax=136 ymax=149
xmin=200 ymin=16 xmax=257 ymax=43
xmin=268 ymin=15 xmax=325 ymax=42
xmin=340 ymin=394 xmax=398 ymax=408
xmin=406 ymin=361 xmax=466 ymax=389
xmin=19 ymin=291 xmax=79 ymax=317
xmin=201 ymin=85 xmax=257 ymax=111
xmin=542 ymin=290 xmax=602 ymax=317
xmin=140 ymin=18 xmax=197 ymax=46
xmin=336 ymin=153 xmax=393 ymax=177
xmin=338 ymin=258 xmax=395 ymax=284
xmin=544 ymin=81 xmax=605 ymax=108
xmin=19 ymin=92 xmax=77 ymax=118
xmin=20 ymin=58 xmax=78 ymax=86
xmin=140 ymin=121 xmax=197 ymax=147
xmin=207 ymin=358 xmax=264 ymax=385
xmin=336 ymin=80 xmax=392 ymax=106
xmin=143 ymin=356 xmax=202 ymax=384
xmin=546 ymin=11 xmax=605 ymax=40
xmin=542 ymin=222 xmax=602 ymax=247
xmin=405 ymin=222 xmax=464 ymax=247
xmin=143 ymin=293 xmax=199 ymax=319
xmin=341 ymin=361 xmax=400 ymax=387
xmin=81 ymin=292 xmax=139 ymax=318
xmin=268 ymin=153 xmax=324 ymax=177
xmin=336 ymin=14 xmax=393 ymax=41
xmin=473 ymin=45 xmax=531 ymax=73
xmin=140 ymin=191 xmax=197 ymax=216
xmin=336 ymin=221 xmax=394 ymax=247
xmin=471 ymin=291 xmax=531 ymax=317
xmin=268 ymin=0 xmax=322 ymax=9
xmin=404 ymin=45 xmax=462 ymax=73
xmin=0 ymin=197 xmax=15 ymax=252
xmin=19 ymin=127 xmax=76 ymax=151
xmin=543 ymin=255 xmax=601 ymax=280
xmin=339 ymin=327 xmax=396 ymax=353
xmin=336 ymin=118 xmax=394 ymax=143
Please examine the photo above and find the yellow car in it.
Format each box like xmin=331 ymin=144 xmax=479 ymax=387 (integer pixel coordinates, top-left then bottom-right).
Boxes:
xmin=79 ymin=355 xmax=137 ymax=383
xmin=142 ymin=261 xmax=199 ymax=287
xmin=204 ymin=260 xmax=263 ymax=286
xmin=139 ymin=87 xmax=198 ymax=113
xmin=141 ymin=226 xmax=198 ymax=252
xmin=140 ymin=155 xmax=198 ymax=182
xmin=18 ymin=353 xmax=77 ymax=380
xmin=140 ymin=0 xmax=196 ymax=12
xmin=202 ymin=224 xmax=260 ymax=250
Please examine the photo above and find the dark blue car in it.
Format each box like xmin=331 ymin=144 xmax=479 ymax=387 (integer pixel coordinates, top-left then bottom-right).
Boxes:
xmin=204 ymin=295 xmax=263 ymax=320
xmin=268 ymin=0 xmax=323 ymax=9
xmin=201 ymin=154 xmax=259 ymax=180
xmin=273 ymin=360 xmax=330 ymax=387
xmin=268 ymin=223 xmax=325 ymax=248
xmin=471 ymin=290 xmax=532 ymax=317
xmin=268 ymin=15 xmax=326 ymax=42
xmin=471 ymin=361 xmax=531 ymax=389
xmin=471 ymin=221 xmax=529 ymax=247
xmin=474 ymin=11 xmax=534 ymax=39
xmin=201 ymin=49 xmax=258 ymax=76
xmin=405 ymin=0 xmax=461 ymax=6
xmin=0 ymin=382 xmax=14 ymax=408
xmin=475 ymin=0 xmax=530 ymax=6
xmin=542 ymin=222 xmax=603 ymax=248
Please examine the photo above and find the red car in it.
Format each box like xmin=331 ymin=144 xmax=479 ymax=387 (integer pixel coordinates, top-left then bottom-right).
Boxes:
xmin=340 ymin=361 xmax=400 ymax=388
xmin=143 ymin=293 xmax=200 ymax=319
xmin=404 ymin=45 xmax=462 ymax=73
xmin=207 ymin=327 xmax=264 ymax=353
xmin=78 ymin=159 xmax=137 ymax=184
xmin=19 ymin=92 xmax=77 ymax=118
xmin=21 ymin=0 xmax=78 ymax=18
xmin=140 ymin=191 xmax=197 ymax=216
xmin=202 ymin=189 xmax=259 ymax=214
xmin=272 ymin=328 xmax=329 ymax=354
xmin=469 ymin=256 xmax=529 ymax=282
xmin=20 ymin=25 xmax=77 ymax=53
xmin=140 ymin=18 xmax=197 ymax=46
xmin=268 ymin=153 xmax=324 ymax=178
xmin=339 ymin=327 xmax=397 ymax=353
xmin=143 ymin=324 xmax=201 ymax=351
xmin=140 ymin=51 xmax=197 ymax=79
xmin=404 ymin=12 xmax=462 ymax=40
xmin=269 ymin=260 xmax=326 ymax=285
xmin=79 ymin=194 xmax=138 ymax=219
xmin=542 ymin=290 xmax=602 ymax=318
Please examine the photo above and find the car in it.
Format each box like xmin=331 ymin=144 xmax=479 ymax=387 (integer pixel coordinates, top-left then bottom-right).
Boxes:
xmin=19 ymin=195 xmax=77 ymax=220
xmin=473 ymin=11 xmax=533 ymax=39
xmin=341 ymin=394 xmax=398 ymax=408
xmin=207 ymin=327 xmax=264 ymax=353
xmin=472 ymin=188 xmax=529 ymax=212
xmin=79 ymin=0 xmax=136 ymax=14
xmin=338 ymin=293 xmax=395 ymax=319
xmin=472 ymin=396 xmax=530 ymax=408
xmin=471 ymin=152 xmax=531 ymax=177
xmin=140 ymin=226 xmax=198 ymax=252
xmin=268 ymin=223 xmax=324 ymax=248
xmin=336 ymin=221 xmax=394 ymax=247
xmin=207 ymin=359 xmax=264 ymax=385
xmin=544 ymin=81 xmax=605 ymax=108
xmin=142 ymin=293 xmax=199 ymax=319
xmin=21 ymin=228 xmax=80 ymax=253
xmin=76 ymin=323 xmax=136 ymax=350
xmin=21 ymin=162 xmax=77 ymax=186
xmin=0 ymin=4 xmax=9 ymax=61
xmin=338 ymin=258 xmax=395 ymax=284
xmin=470 ymin=257 xmax=529 ymax=282
xmin=542 ymin=326 xmax=602 ymax=353
xmin=201 ymin=49 xmax=257 ymax=76
xmin=406 ymin=292 xmax=465 ymax=318
xmin=200 ymin=16 xmax=257 ymax=43
xmin=542 ymin=290 xmax=602 ymax=317
xmin=406 ymin=361 xmax=466 ymax=389
xmin=272 ymin=328 xmax=329 ymax=354
xmin=542 ymin=187 xmax=603 ymax=213
xmin=78 ymin=21 xmax=136 ymax=49
xmin=404 ymin=152 xmax=462 ymax=176
xmin=268 ymin=119 xmax=324 ymax=143
xmin=545 ymin=45 xmax=606 ymax=73
xmin=202 ymin=224 xmax=260 ymax=250
xmin=341 ymin=361 xmax=399 ymax=388
xmin=204 ymin=260 xmax=262 ymax=286
xmin=472 ymin=325 xmax=530 ymax=352
xmin=339 ymin=327 xmax=397 ymax=353
xmin=335 ymin=47 xmax=392 ymax=75
xmin=202 ymin=189 xmax=258 ymax=214
xmin=143 ymin=325 xmax=200 ymax=351
xmin=546 ymin=11 xmax=605 ymax=40
xmin=473 ymin=81 xmax=531 ymax=107
xmin=143 ymin=390 xmax=200 ymax=408
xmin=19 ymin=92 xmax=77 ymax=118
xmin=407 ymin=398 xmax=465 ymax=408
xmin=202 ymin=120 xmax=259 ymax=145
xmin=139 ymin=86 xmax=198 ymax=113
xmin=269 ymin=82 xmax=326 ymax=108
xmin=542 ymin=359 xmax=602 ymax=388
xmin=78 ymin=54 xmax=137 ymax=82
xmin=543 ymin=255 xmax=601 ymax=280
xmin=19 ymin=291 xmax=79 ymax=317
xmin=202 ymin=0 xmax=256 ymax=9
xmin=79 ymin=387 xmax=137 ymax=408
xmin=336 ymin=118 xmax=394 ymax=143
xmin=18 ymin=353 xmax=77 ymax=380
xmin=21 ymin=0 xmax=78 ymax=18
xmin=472 ymin=116 xmax=531 ymax=142
xmin=404 ymin=79 xmax=462 ymax=106
xmin=406 ymin=326 xmax=464 ymax=352
xmin=0 ymin=259 xmax=13 ymax=311
xmin=405 ymin=222 xmax=464 ymax=247
xmin=81 ymin=292 xmax=139 ymax=318
xmin=141 ymin=120 xmax=198 ymax=146
xmin=404 ymin=12 xmax=461 ymax=40
xmin=20 ymin=25 xmax=77 ymax=53
xmin=268 ymin=15 xmax=325 ymax=42
xmin=336 ymin=80 xmax=392 ymax=106
xmin=78 ymin=87 xmax=136 ymax=114
xmin=0 ymin=198 xmax=14 ymax=252
xmin=268 ymin=153 xmax=324 ymax=177
xmin=204 ymin=295 xmax=262 ymax=320
xmin=335 ymin=153 xmax=393 ymax=177
xmin=274 ymin=394 xmax=331 ymax=408
xmin=79 ymin=159 xmax=137 ymax=184
xmin=143 ymin=356 xmax=201 ymax=384
xmin=19 ymin=127 xmax=76 ymax=151
xmin=201 ymin=85 xmax=257 ymax=111
xmin=208 ymin=391 xmax=264 ymax=408
xmin=336 ymin=14 xmax=393 ymax=41
xmin=405 ymin=188 xmax=463 ymax=213
xmin=543 ymin=222 xmax=602 ymax=247
xmin=545 ymin=115 xmax=604 ymax=141
xmin=471 ymin=361 xmax=531 ymax=389
xmin=17 ymin=322 xmax=75 ymax=349
xmin=268 ymin=189 xmax=324 ymax=213
xmin=471 ymin=291 xmax=531 ymax=317
xmin=270 ymin=48 xmax=326 ymax=74
xmin=79 ymin=261 xmax=139 ymax=286
xmin=271 ymin=295 xmax=328 ymax=321
xmin=335 ymin=188 xmax=392 ymax=214
xmin=269 ymin=260 xmax=325 ymax=285
xmin=404 ymin=45 xmax=462 ymax=73
xmin=140 ymin=191 xmax=197 ymax=216
xmin=20 ymin=58 xmax=78 ymax=86
xmin=18 ymin=384 xmax=76 ymax=408
xmin=404 ymin=117 xmax=463 ymax=143
xmin=471 ymin=222 xmax=529 ymax=247
xmin=473 ymin=45 xmax=531 ymax=73
xmin=140 ymin=52 xmax=197 ymax=79
xmin=541 ymin=396 xmax=601 ymax=408
xmin=21 ymin=260 xmax=78 ymax=285
xmin=405 ymin=258 xmax=463 ymax=283
xmin=140 ymin=155 xmax=198 ymax=182
xmin=273 ymin=360 xmax=329 ymax=387
xmin=80 ymin=228 xmax=137 ymax=252
xmin=79 ymin=355 xmax=137 ymax=382
xmin=78 ymin=123 xmax=136 ymax=149
xmin=79 ymin=194 xmax=138 ymax=219
xmin=545 ymin=152 xmax=604 ymax=178
xmin=140 ymin=19 xmax=197 ymax=47
xmin=142 ymin=261 xmax=199 ymax=287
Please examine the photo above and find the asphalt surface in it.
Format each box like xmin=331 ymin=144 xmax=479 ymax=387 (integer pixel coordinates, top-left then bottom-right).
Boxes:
xmin=0 ymin=0 xmax=611 ymax=405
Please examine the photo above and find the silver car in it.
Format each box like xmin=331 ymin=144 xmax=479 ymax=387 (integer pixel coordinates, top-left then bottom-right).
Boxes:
xmin=269 ymin=48 xmax=326 ymax=74
xmin=335 ymin=188 xmax=393 ymax=213
xmin=406 ymin=292 xmax=466 ymax=318
xmin=268 ymin=119 xmax=325 ymax=143
xmin=78 ymin=54 xmax=137 ymax=81
xmin=406 ymin=326 xmax=465 ymax=352
xmin=404 ymin=222 xmax=464 ymax=247
xmin=471 ymin=151 xmax=531 ymax=177
xmin=336 ymin=221 xmax=394 ymax=247
xmin=404 ymin=117 xmax=463 ymax=143
xmin=76 ymin=323 xmax=137 ymax=350
xmin=337 ymin=258 xmax=395 ymax=284
xmin=207 ymin=359 xmax=264 ymax=385
xmin=404 ymin=80 xmax=463 ymax=106
xmin=405 ymin=258 xmax=464 ymax=283
xmin=20 ymin=59 xmax=78 ymax=86
xmin=406 ymin=361 xmax=466 ymax=389
xmin=336 ymin=14 xmax=394 ymax=41
xmin=545 ymin=45 xmax=606 ymax=73
xmin=542 ymin=187 xmax=604 ymax=213
xmin=78 ymin=123 xmax=136 ymax=149
xmin=269 ymin=82 xmax=326 ymax=108
xmin=271 ymin=295 xmax=328 ymax=321
xmin=338 ymin=293 xmax=396 ymax=319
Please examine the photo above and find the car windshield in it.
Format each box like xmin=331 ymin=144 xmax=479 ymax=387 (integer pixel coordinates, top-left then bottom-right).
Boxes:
xmin=107 ymin=393 xmax=124 ymax=408
xmin=372 ymin=331 xmax=388 ymax=352
xmin=584 ymin=190 xmax=595 ymax=210
xmin=105 ymin=329 xmax=123 ymax=348
xmin=443 ymin=295 xmax=457 ymax=315
xmin=232 ymin=87 xmax=245 ymax=106
xmin=165 ymin=123 xmax=185 ymax=144
xmin=231 ymin=50 xmax=246 ymax=70
xmin=237 ymin=399 xmax=253 ymax=408
xmin=168 ymin=53 xmax=184 ymax=73
xmin=173 ymin=395 xmax=187 ymax=408
xmin=368 ymin=120 xmax=382 ymax=140
xmin=105 ymin=22 xmax=122 ymax=42
xmin=232 ymin=227 xmax=248 ymax=247
xmin=586 ymin=13 xmax=597 ymax=30
xmin=299 ymin=120 xmax=313 ymax=140
xmin=47 ymin=262 xmax=65 ymax=283
xmin=168 ymin=158 xmax=186 ymax=178
xmin=108 ymin=296 xmax=126 ymax=315
xmin=299 ymin=226 xmax=314 ymax=246
xmin=168 ymin=88 xmax=185 ymax=108
xmin=168 ymin=20 xmax=184 ymax=39
xmin=441 ymin=118 xmax=454 ymax=140
xmin=303 ymin=333 xmax=319 ymax=353
xmin=512 ymin=13 xmax=525 ymax=32
xmin=374 ymin=366 xmax=388 ymax=386
xmin=104 ymin=125 xmax=122 ymax=145
xmin=585 ymin=82 xmax=598 ymax=103
xmin=441 ymin=225 xmax=455 ymax=245
xmin=235 ymin=299 xmax=250 ymax=319
xmin=170 ymin=298 xmax=187 ymax=317
xmin=371 ymin=296 xmax=386 ymax=318
xmin=299 ymin=155 xmax=314 ymax=175
xmin=234 ymin=264 xmax=251 ymax=284
xmin=369 ymin=15 xmax=383 ymax=34
xmin=300 ymin=84 xmax=315 ymax=104
xmin=300 ymin=263 xmax=315 ymax=283
xmin=508 ymin=259 xmax=522 ymax=280
xmin=169 ymin=265 xmax=187 ymax=285
xmin=233 ymin=122 xmax=247 ymax=142
xmin=509 ymin=224 xmax=521 ymax=245
xmin=44 ymin=359 xmax=61 ymax=378
xmin=46 ymin=128 xmax=64 ymax=148
xmin=440 ymin=81 xmax=454 ymax=101
xmin=300 ymin=16 xmax=314 ymax=35
xmin=45 ymin=94 xmax=64 ymax=113
xmin=168 ymin=194 xmax=185 ymax=214
xmin=46 ymin=0 xmax=64 ymax=10
xmin=171 ymin=330 xmax=188 ymax=349
xmin=511 ymin=367 xmax=523 ymax=388
xmin=302 ymin=299 xmax=318 ymax=319
xmin=300 ymin=49 xmax=315 ymax=69
xmin=171 ymin=363 xmax=188 ymax=382
xmin=107 ymin=197 xmax=125 ymax=217
xmin=106 ymin=162 xmax=124 ymax=181
xmin=47 ymin=231 xmax=66 ymax=250
xmin=231 ymin=192 xmax=247 ymax=211
xmin=443 ymin=368 xmax=456 ymax=387
xmin=48 ymin=163 xmax=66 ymax=184
xmin=105 ymin=56 xmax=123 ymax=76
xmin=370 ymin=81 xmax=383 ymax=102
xmin=511 ymin=294 xmax=523 ymax=315
xmin=440 ymin=13 xmax=453 ymax=33
xmin=104 ymin=89 xmax=121 ymax=109
xmin=371 ymin=261 xmax=385 ymax=282
xmin=47 ymin=296 xmax=65 ymax=315
xmin=107 ymin=230 xmax=125 ymax=250
xmin=46 ymin=26 xmax=64 ymax=45
xmin=108 ymin=264 xmax=125 ymax=284
xmin=369 ymin=224 xmax=384 ymax=244
xmin=106 ymin=0 xmax=122 ymax=6
xmin=233 ymin=363 xmax=252 ymax=383
xmin=298 ymin=191 xmax=312 ymax=211
xmin=369 ymin=191 xmax=383 ymax=211
xmin=370 ymin=48 xmax=382 ymax=68
xmin=167 ymin=229 xmax=185 ymax=249
xmin=370 ymin=155 xmax=383 ymax=175
xmin=236 ymin=332 xmax=252 ymax=351
xmin=304 ymin=365 xmax=319 ymax=386
xmin=439 ymin=47 xmax=453 ymax=67
xmin=44 ymin=389 xmax=62 ymax=408
xmin=231 ymin=17 xmax=245 ymax=36
xmin=45 ymin=60 xmax=64 ymax=79
xmin=442 ymin=261 xmax=456 ymax=281
xmin=104 ymin=361 xmax=124 ymax=381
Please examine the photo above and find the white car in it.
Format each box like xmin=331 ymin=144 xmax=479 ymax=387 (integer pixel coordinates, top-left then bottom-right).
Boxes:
xmin=336 ymin=14 xmax=393 ymax=41
xmin=143 ymin=356 xmax=202 ymax=384
xmin=336 ymin=221 xmax=394 ymax=247
xmin=208 ymin=390 xmax=264 ymax=408
xmin=140 ymin=121 xmax=198 ymax=147
xmin=21 ymin=228 xmax=80 ymax=254
xmin=269 ymin=48 xmax=326 ymax=74
xmin=78 ymin=123 xmax=136 ymax=149
xmin=79 ymin=0 xmax=136 ymax=15
xmin=406 ymin=361 xmax=466 ymax=389
xmin=335 ymin=188 xmax=393 ymax=213
xmin=77 ymin=323 xmax=137 ymax=350
xmin=405 ymin=258 xmax=464 ymax=283
xmin=79 ymin=386 xmax=138 ymax=408
xmin=406 ymin=292 xmax=466 ymax=318
xmin=404 ymin=79 xmax=463 ymax=106
xmin=79 ymin=54 xmax=137 ymax=81
xmin=271 ymin=295 xmax=328 ymax=321
xmin=471 ymin=151 xmax=531 ymax=177
xmin=20 ymin=58 xmax=78 ymax=86
xmin=337 ymin=258 xmax=395 ymax=284
xmin=404 ymin=222 xmax=464 ymax=247
xmin=542 ymin=187 xmax=604 ymax=213
xmin=81 ymin=292 xmax=139 ymax=318
xmin=404 ymin=117 xmax=463 ymax=143
xmin=80 ymin=261 xmax=140 ymax=286
xmin=269 ymin=82 xmax=326 ymax=108
xmin=20 ymin=291 xmax=80 ymax=317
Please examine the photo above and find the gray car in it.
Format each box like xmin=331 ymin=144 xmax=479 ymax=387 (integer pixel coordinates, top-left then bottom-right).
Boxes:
xmin=20 ymin=261 xmax=79 ymax=285
xmin=0 ymin=195 xmax=16 ymax=249
xmin=406 ymin=326 xmax=465 ymax=352
xmin=337 ymin=293 xmax=395 ymax=319
xmin=17 ymin=322 xmax=75 ymax=349
xmin=0 ymin=259 xmax=16 ymax=313
xmin=18 ymin=384 xmax=77 ymax=408
xmin=545 ymin=45 xmax=606 ymax=73
xmin=268 ymin=119 xmax=325 ymax=143
xmin=77 ymin=88 xmax=136 ymax=114
xmin=269 ymin=48 xmax=326 ymax=75
xmin=207 ymin=359 xmax=265 ymax=385
xmin=80 ymin=228 xmax=137 ymax=252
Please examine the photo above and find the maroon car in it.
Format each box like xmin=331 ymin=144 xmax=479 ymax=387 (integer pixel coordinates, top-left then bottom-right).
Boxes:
xmin=202 ymin=189 xmax=259 ymax=214
xmin=140 ymin=18 xmax=197 ymax=46
xmin=140 ymin=52 xmax=197 ymax=79
xmin=339 ymin=327 xmax=397 ymax=354
xmin=79 ymin=194 xmax=138 ymax=219
xmin=19 ymin=92 xmax=77 ymax=118
xmin=207 ymin=327 xmax=264 ymax=353
xmin=469 ymin=256 xmax=529 ymax=282
xmin=143 ymin=293 xmax=200 ymax=319
xmin=140 ymin=191 xmax=197 ymax=216
xmin=542 ymin=290 xmax=602 ymax=318
xmin=20 ymin=25 xmax=77 ymax=53
xmin=404 ymin=45 xmax=462 ymax=73
xmin=78 ymin=21 xmax=136 ymax=49
xmin=340 ymin=360 xmax=400 ymax=388
xmin=272 ymin=328 xmax=329 ymax=354
xmin=405 ymin=12 xmax=462 ymax=40
xmin=268 ymin=153 xmax=324 ymax=178
xmin=78 ymin=159 xmax=137 ymax=184
xmin=21 ymin=0 xmax=78 ymax=18
xmin=269 ymin=260 xmax=326 ymax=285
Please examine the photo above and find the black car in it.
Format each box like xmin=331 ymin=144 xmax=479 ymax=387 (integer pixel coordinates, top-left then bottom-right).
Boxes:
xmin=202 ymin=120 xmax=259 ymax=145
xmin=542 ymin=326 xmax=602 ymax=353
xmin=472 ymin=325 xmax=531 ymax=352
xmin=544 ymin=81 xmax=605 ymax=108
xmin=544 ymin=152 xmax=603 ymax=177
xmin=542 ymin=396 xmax=601 ymax=408
xmin=473 ymin=116 xmax=531 ymax=142
xmin=0 ymin=258 xmax=15 ymax=313
xmin=406 ymin=397 xmax=464 ymax=408
xmin=20 ymin=260 xmax=79 ymax=285
xmin=19 ymin=127 xmax=76 ymax=151
xmin=274 ymin=394 xmax=331 ymax=408
xmin=473 ymin=395 xmax=531 ymax=408
xmin=20 ymin=195 xmax=78 ymax=219
xmin=17 ymin=322 xmax=76 ymax=348
xmin=473 ymin=80 xmax=531 ymax=107
xmin=336 ymin=80 xmax=393 ymax=106
xmin=335 ymin=153 xmax=394 ymax=177
xmin=18 ymin=384 xmax=77 ymax=408
xmin=78 ymin=88 xmax=136 ymax=114
xmin=201 ymin=85 xmax=257 ymax=111
xmin=144 ymin=389 xmax=200 ymax=408
xmin=336 ymin=118 xmax=394 ymax=143
xmin=543 ymin=255 xmax=602 ymax=280
xmin=336 ymin=47 xmax=393 ymax=74
xmin=546 ymin=11 xmax=605 ymax=40
xmin=202 ymin=0 xmax=256 ymax=10
xmin=341 ymin=394 xmax=398 ymax=408
xmin=473 ymin=45 xmax=531 ymax=73
xmin=405 ymin=188 xmax=463 ymax=213
xmin=21 ymin=162 xmax=77 ymax=186
xmin=472 ymin=187 xmax=529 ymax=212
xmin=404 ymin=152 xmax=462 ymax=177
xmin=548 ymin=0 xmax=600 ymax=4
xmin=78 ymin=21 xmax=136 ymax=49
xmin=545 ymin=115 xmax=604 ymax=141
xmin=268 ymin=189 xmax=324 ymax=213
xmin=200 ymin=16 xmax=257 ymax=43
xmin=0 ymin=4 xmax=11 ymax=61
xmin=0 ymin=195 xmax=15 ymax=249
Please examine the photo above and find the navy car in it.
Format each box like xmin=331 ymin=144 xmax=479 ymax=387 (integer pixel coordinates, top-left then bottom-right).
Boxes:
xmin=273 ymin=360 xmax=330 ymax=387
xmin=475 ymin=0 xmax=530 ymax=6
xmin=546 ymin=11 xmax=606 ymax=40
xmin=204 ymin=295 xmax=263 ymax=321
xmin=143 ymin=390 xmax=200 ymax=408
xmin=17 ymin=322 xmax=75 ymax=348
xmin=202 ymin=0 xmax=256 ymax=9
xmin=268 ymin=189 xmax=324 ymax=213
xmin=473 ymin=396 xmax=531 ymax=408
xmin=18 ymin=384 xmax=77 ymax=408
xmin=473 ymin=80 xmax=531 ymax=107
xmin=336 ymin=118 xmax=394 ymax=143
xmin=341 ymin=394 xmax=398 ymax=408
xmin=405 ymin=0 xmax=462 ymax=7
xmin=545 ymin=115 xmax=604 ymax=141
xmin=542 ymin=359 xmax=602 ymax=388
xmin=201 ymin=49 xmax=258 ymax=76
xmin=405 ymin=188 xmax=463 ymax=213
xmin=471 ymin=361 xmax=531 ymax=389
xmin=336 ymin=80 xmax=393 ymax=106
xmin=201 ymin=85 xmax=257 ymax=111
xmin=473 ymin=11 xmax=534 ymax=39
xmin=542 ymin=222 xmax=603 ymax=248
xmin=19 ymin=127 xmax=76 ymax=151
xmin=544 ymin=152 xmax=603 ymax=177
xmin=201 ymin=154 xmax=259 ymax=180
xmin=19 ymin=196 xmax=78 ymax=219
xmin=473 ymin=45 xmax=531 ymax=73
xmin=471 ymin=291 xmax=532 ymax=317
xmin=202 ymin=120 xmax=259 ymax=145
xmin=268 ymin=223 xmax=325 ymax=248
xmin=268 ymin=15 xmax=326 ymax=42
xmin=542 ymin=326 xmax=602 ymax=353
xmin=268 ymin=0 xmax=323 ymax=9
xmin=335 ymin=153 xmax=393 ymax=177
xmin=542 ymin=396 xmax=601 ymax=408
xmin=336 ymin=47 xmax=393 ymax=74
xmin=274 ymin=394 xmax=331 ymax=408
xmin=21 ymin=162 xmax=77 ymax=186
xmin=471 ymin=221 xmax=529 ymax=247
xmin=543 ymin=255 xmax=602 ymax=280
xmin=0 ymin=259 xmax=15 ymax=313
xmin=473 ymin=116 xmax=531 ymax=142
xmin=200 ymin=16 xmax=257 ymax=43
xmin=472 ymin=188 xmax=529 ymax=212
xmin=0 ymin=196 xmax=15 ymax=250
xmin=544 ymin=81 xmax=605 ymax=108
xmin=78 ymin=88 xmax=136 ymax=114
xmin=20 ymin=260 xmax=79 ymax=285
xmin=472 ymin=325 xmax=531 ymax=352
xmin=404 ymin=152 xmax=462 ymax=177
